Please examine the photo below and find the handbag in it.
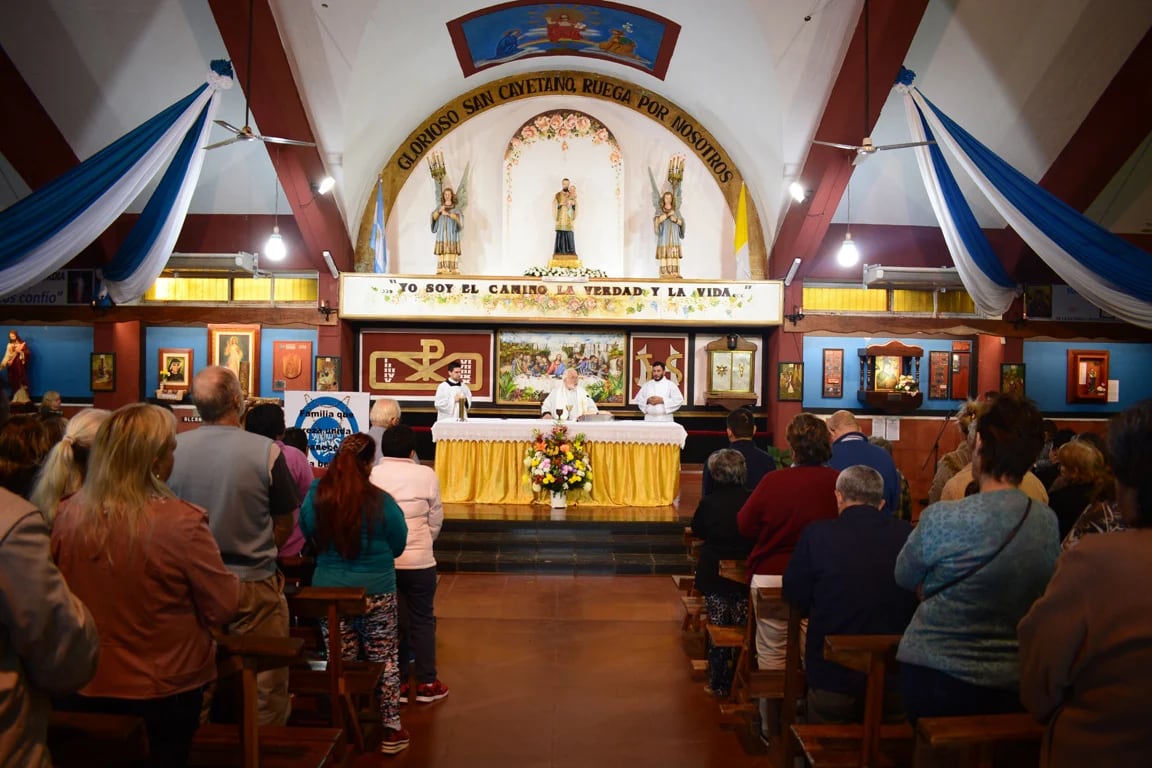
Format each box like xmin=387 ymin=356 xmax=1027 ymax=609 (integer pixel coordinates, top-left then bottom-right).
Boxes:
xmin=921 ymin=499 xmax=1033 ymax=600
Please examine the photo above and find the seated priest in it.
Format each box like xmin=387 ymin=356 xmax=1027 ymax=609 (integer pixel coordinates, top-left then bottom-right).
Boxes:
xmin=540 ymin=369 xmax=598 ymax=420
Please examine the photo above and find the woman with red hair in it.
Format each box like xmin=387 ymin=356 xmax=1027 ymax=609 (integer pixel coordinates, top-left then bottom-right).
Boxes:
xmin=299 ymin=433 xmax=409 ymax=755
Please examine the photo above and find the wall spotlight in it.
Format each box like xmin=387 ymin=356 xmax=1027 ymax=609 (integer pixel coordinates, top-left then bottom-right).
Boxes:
xmin=783 ymin=257 xmax=802 ymax=287
xmin=789 ymin=181 xmax=807 ymax=204
xmin=321 ymin=250 xmax=340 ymax=280
xmin=315 ymin=176 xmax=335 ymax=195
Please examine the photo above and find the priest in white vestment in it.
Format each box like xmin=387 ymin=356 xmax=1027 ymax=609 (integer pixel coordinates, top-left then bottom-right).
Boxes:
xmin=633 ymin=361 xmax=684 ymax=422
xmin=541 ymin=368 xmax=598 ymax=420
xmin=434 ymin=361 xmax=472 ymax=421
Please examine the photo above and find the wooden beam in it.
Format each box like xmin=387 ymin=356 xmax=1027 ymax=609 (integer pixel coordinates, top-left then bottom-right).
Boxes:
xmin=0 ymin=46 xmax=78 ymax=188
xmin=770 ymin=0 xmax=930 ymax=280
xmin=207 ymin=0 xmax=353 ymax=273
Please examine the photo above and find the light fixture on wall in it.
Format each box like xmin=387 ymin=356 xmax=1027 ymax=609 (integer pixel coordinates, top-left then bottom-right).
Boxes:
xmin=784 ymin=304 xmax=806 ymax=325
xmin=318 ymin=299 xmax=337 ymax=319
xmin=783 ymin=257 xmax=802 ymax=286
xmin=312 ymin=176 xmax=335 ymax=195
xmin=265 ymin=158 xmax=287 ymax=262
xmin=789 ymin=181 xmax=808 ymax=204
xmin=837 ymin=178 xmax=859 ymax=268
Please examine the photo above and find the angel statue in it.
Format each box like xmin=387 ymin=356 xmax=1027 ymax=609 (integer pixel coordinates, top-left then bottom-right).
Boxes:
xmin=429 ymin=152 xmax=470 ymax=274
xmin=649 ymin=156 xmax=686 ymax=278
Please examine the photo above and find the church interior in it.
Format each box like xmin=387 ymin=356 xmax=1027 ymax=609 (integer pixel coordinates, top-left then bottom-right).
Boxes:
xmin=1 ymin=0 xmax=1151 ymax=765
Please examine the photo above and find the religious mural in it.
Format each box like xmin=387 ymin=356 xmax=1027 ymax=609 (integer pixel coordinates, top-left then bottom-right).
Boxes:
xmin=447 ymin=2 xmax=680 ymax=79
xmin=495 ymin=330 xmax=626 ymax=406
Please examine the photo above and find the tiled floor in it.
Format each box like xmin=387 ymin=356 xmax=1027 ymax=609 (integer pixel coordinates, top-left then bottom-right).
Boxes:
xmin=360 ymin=574 xmax=772 ymax=767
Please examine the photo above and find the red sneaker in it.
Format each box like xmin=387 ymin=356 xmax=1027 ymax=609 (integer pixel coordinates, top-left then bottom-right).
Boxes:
xmin=415 ymin=680 xmax=450 ymax=703
xmin=379 ymin=727 xmax=410 ymax=754
xmin=398 ymin=683 xmax=409 ymax=704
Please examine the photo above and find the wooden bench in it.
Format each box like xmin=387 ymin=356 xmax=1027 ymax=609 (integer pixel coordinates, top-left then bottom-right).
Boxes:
xmin=48 ymin=711 xmax=149 ymax=767
xmin=681 ymin=594 xmax=706 ymax=632
xmin=287 ymin=586 xmax=384 ymax=754
xmin=791 ymin=634 xmax=912 ymax=768
xmin=914 ymin=713 xmax=1044 ymax=767
xmin=709 ymin=587 xmax=804 ymax=765
xmin=189 ymin=633 xmax=340 ymax=768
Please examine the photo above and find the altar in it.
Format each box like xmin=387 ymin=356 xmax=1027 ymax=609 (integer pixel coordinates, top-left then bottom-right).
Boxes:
xmin=431 ymin=418 xmax=687 ymax=507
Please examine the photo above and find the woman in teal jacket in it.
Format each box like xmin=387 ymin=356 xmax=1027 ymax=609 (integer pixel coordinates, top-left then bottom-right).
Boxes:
xmin=300 ymin=433 xmax=409 ymax=755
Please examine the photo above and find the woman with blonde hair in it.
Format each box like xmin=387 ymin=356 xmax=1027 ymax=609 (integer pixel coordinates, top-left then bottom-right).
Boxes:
xmin=52 ymin=403 xmax=238 ymax=767
xmin=1048 ymin=440 xmax=1111 ymax=539
xmin=928 ymin=400 xmax=984 ymax=504
xmin=29 ymin=408 xmax=110 ymax=525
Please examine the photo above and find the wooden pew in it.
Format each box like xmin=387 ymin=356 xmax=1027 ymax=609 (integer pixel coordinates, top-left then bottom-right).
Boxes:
xmin=914 ymin=713 xmax=1043 ymax=768
xmin=287 ymin=586 xmax=384 ymax=754
xmin=791 ymin=634 xmax=913 ymax=767
xmin=47 ymin=711 xmax=149 ymax=767
xmin=709 ymin=587 xmax=804 ymax=765
xmin=189 ymin=633 xmax=340 ymax=768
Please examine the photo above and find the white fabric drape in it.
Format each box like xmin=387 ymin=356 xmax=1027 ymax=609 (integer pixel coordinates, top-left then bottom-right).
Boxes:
xmin=909 ymin=88 xmax=1152 ymax=329
xmin=102 ymin=90 xmax=222 ymax=303
xmin=902 ymin=88 xmax=1018 ymax=316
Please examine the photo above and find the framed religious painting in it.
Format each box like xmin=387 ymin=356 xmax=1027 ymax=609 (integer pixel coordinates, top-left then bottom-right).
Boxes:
xmin=928 ymin=351 xmax=951 ymax=400
xmin=90 ymin=353 xmax=115 ymax=392
xmin=822 ymin=348 xmax=843 ymax=398
xmin=315 ymin=356 xmax=341 ymax=391
xmin=158 ymin=348 xmax=192 ymax=391
xmin=1000 ymin=363 xmax=1026 ymax=398
xmin=208 ymin=325 xmax=260 ymax=398
xmin=498 ymin=329 xmax=627 ymax=406
xmin=778 ymin=362 xmax=803 ymax=402
xmin=272 ymin=341 xmax=313 ymax=392
xmin=1066 ymin=350 xmax=1108 ymax=403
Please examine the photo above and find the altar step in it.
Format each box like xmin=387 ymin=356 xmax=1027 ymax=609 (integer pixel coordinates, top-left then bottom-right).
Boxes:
xmin=434 ymin=518 xmax=694 ymax=576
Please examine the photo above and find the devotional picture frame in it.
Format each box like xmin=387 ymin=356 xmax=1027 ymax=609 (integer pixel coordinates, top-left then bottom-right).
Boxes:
xmin=822 ymin=348 xmax=843 ymax=398
xmin=158 ymin=348 xmax=192 ymax=391
xmin=778 ymin=362 xmax=803 ymax=402
xmin=272 ymin=341 xmax=312 ymax=392
xmin=1000 ymin=363 xmax=1026 ymax=398
xmin=928 ymin=350 xmax=950 ymax=400
xmin=90 ymin=353 xmax=115 ymax=392
xmin=1066 ymin=350 xmax=1108 ymax=403
xmin=207 ymin=324 xmax=260 ymax=398
xmin=315 ymin=356 xmax=341 ymax=392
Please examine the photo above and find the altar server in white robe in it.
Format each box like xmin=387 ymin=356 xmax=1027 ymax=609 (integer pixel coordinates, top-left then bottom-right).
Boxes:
xmin=434 ymin=361 xmax=472 ymax=422
xmin=541 ymin=368 xmax=599 ymax=420
xmin=633 ymin=361 xmax=684 ymax=422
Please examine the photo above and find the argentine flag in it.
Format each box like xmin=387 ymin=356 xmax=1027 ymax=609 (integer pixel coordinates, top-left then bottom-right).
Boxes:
xmin=370 ymin=179 xmax=387 ymax=273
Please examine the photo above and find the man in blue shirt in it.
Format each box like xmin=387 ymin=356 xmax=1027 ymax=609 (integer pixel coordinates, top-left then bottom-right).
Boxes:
xmin=701 ymin=407 xmax=775 ymax=496
xmin=827 ymin=410 xmax=901 ymax=515
xmin=783 ymin=465 xmax=918 ymax=723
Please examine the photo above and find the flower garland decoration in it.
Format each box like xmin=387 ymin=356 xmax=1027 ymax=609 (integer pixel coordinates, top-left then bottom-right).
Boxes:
xmin=523 ymin=423 xmax=593 ymax=496
xmin=524 ymin=265 xmax=608 ymax=279
xmin=894 ymin=375 xmax=920 ymax=394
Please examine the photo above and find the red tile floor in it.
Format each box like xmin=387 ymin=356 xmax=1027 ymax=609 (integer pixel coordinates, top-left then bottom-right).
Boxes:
xmin=357 ymin=573 xmax=773 ymax=767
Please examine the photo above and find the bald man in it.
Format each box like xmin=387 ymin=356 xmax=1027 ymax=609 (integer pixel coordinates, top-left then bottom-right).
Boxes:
xmin=168 ymin=366 xmax=299 ymax=725
xmin=540 ymin=368 xmax=598 ymax=420
xmin=826 ymin=410 xmax=901 ymax=516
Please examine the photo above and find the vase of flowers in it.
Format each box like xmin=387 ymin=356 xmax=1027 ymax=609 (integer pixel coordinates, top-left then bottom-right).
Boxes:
xmin=524 ymin=424 xmax=592 ymax=505
xmin=894 ymin=375 xmax=920 ymax=394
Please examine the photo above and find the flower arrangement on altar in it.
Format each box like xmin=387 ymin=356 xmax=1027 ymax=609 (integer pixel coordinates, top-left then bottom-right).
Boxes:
xmin=524 ymin=266 xmax=608 ymax=279
xmin=894 ymin=375 xmax=920 ymax=394
xmin=523 ymin=424 xmax=593 ymax=495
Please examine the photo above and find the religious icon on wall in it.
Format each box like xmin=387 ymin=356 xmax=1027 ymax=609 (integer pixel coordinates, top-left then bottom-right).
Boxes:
xmin=497 ymin=330 xmax=625 ymax=406
xmin=315 ymin=356 xmax=340 ymax=392
xmin=90 ymin=353 xmax=115 ymax=392
xmin=159 ymin=348 xmax=193 ymax=391
xmin=272 ymin=341 xmax=313 ymax=392
xmin=778 ymin=363 xmax=803 ymax=402
xmin=822 ymin=349 xmax=843 ymax=398
xmin=360 ymin=330 xmax=492 ymax=401
xmin=1066 ymin=350 xmax=1108 ymax=403
xmin=928 ymin=351 xmax=951 ymax=400
xmin=874 ymin=355 xmax=900 ymax=391
xmin=1000 ymin=363 xmax=1026 ymax=398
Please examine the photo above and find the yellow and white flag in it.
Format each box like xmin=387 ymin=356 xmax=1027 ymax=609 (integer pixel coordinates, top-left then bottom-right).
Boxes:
xmin=734 ymin=183 xmax=751 ymax=280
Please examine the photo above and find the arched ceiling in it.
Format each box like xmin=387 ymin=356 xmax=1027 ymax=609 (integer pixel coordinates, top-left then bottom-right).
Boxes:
xmin=1 ymin=0 xmax=1149 ymax=283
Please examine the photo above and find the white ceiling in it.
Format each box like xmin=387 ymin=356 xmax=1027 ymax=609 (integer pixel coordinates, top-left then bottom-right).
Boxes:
xmin=1 ymin=0 xmax=1149 ymax=250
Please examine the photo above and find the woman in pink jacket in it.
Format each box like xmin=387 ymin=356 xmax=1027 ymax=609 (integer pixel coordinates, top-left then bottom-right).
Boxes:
xmin=369 ymin=424 xmax=449 ymax=704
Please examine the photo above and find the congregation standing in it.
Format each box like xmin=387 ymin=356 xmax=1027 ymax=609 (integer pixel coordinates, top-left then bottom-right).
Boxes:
xmin=0 ymin=367 xmax=449 ymax=766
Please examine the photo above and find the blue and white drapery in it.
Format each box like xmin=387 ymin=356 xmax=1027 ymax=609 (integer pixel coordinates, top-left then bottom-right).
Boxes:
xmin=899 ymin=69 xmax=1152 ymax=328
xmin=0 ymin=61 xmax=232 ymax=304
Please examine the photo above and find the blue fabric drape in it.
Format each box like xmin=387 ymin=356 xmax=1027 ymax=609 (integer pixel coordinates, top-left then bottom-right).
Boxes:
xmin=921 ymin=94 xmax=1152 ymax=302
xmin=103 ymin=100 xmax=212 ymax=281
xmin=0 ymin=85 xmax=207 ymax=267
xmin=917 ymin=110 xmax=1015 ymax=288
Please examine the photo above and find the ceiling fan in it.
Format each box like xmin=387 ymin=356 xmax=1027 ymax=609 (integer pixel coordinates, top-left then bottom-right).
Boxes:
xmin=205 ymin=0 xmax=316 ymax=151
xmin=812 ymin=0 xmax=933 ymax=165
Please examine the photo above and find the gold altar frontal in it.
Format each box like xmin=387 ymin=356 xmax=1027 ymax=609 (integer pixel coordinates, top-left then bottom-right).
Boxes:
xmin=431 ymin=419 xmax=686 ymax=507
